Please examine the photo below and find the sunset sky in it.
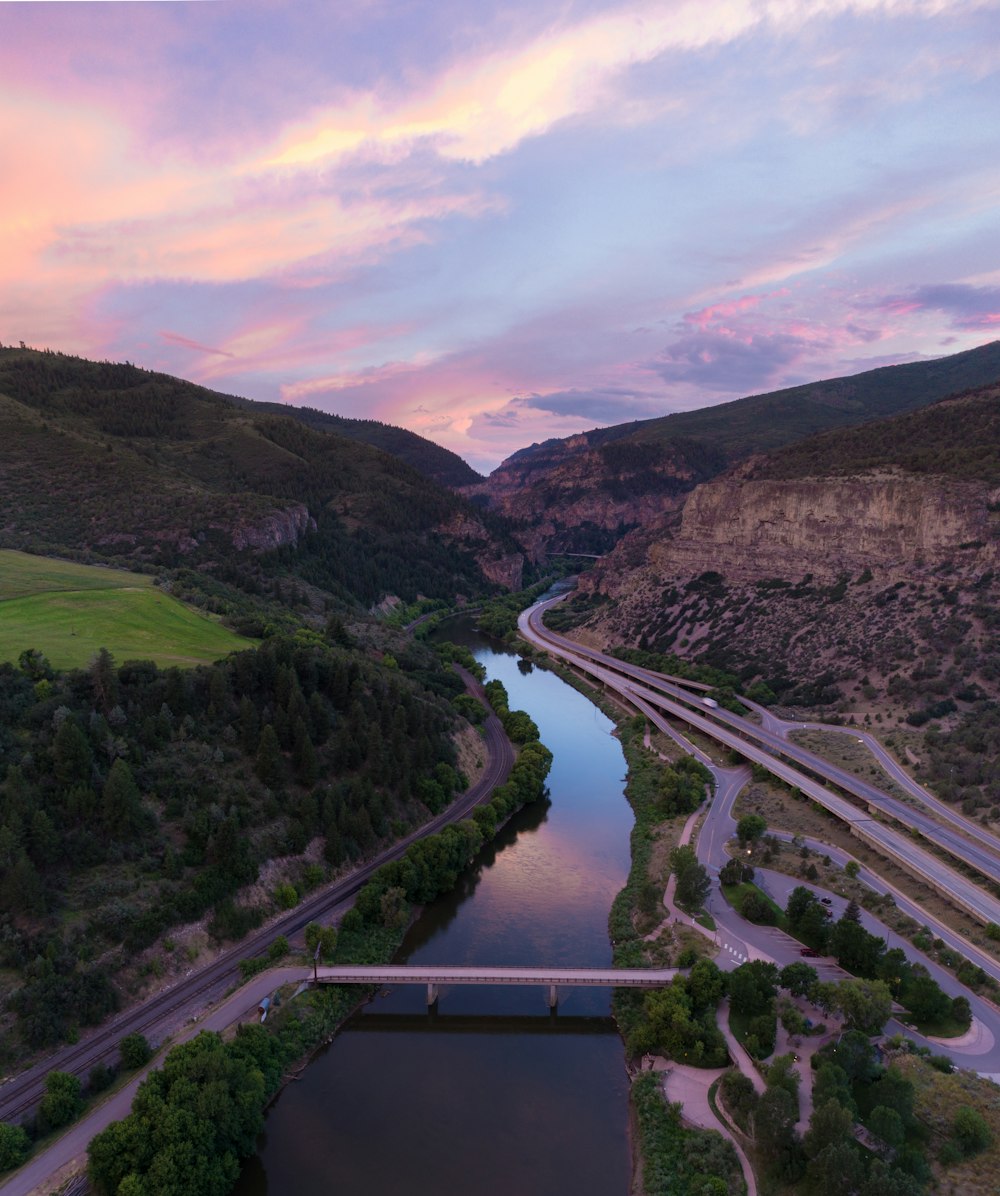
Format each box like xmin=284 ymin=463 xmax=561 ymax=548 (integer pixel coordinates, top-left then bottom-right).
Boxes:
xmin=3 ymin=0 xmax=999 ymax=472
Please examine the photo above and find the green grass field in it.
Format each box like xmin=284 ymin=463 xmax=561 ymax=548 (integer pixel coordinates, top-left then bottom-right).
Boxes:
xmin=0 ymin=550 xmax=256 ymax=669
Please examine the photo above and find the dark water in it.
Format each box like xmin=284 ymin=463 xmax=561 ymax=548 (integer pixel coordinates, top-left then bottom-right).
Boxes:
xmin=235 ymin=619 xmax=634 ymax=1195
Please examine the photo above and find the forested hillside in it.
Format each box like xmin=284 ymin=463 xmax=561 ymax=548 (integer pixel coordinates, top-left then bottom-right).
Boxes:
xmin=0 ymin=631 xmax=468 ymax=1062
xmin=0 ymin=347 xmax=513 ymax=608
xmin=746 ymin=384 xmax=1000 ymax=482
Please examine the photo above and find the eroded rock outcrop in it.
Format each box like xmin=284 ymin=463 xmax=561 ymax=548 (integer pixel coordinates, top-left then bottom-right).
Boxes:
xmin=229 ymin=504 xmax=315 ymax=552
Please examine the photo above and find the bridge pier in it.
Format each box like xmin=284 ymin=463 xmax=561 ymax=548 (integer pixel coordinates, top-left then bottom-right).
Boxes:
xmin=547 ymin=985 xmax=558 ymax=1009
xmin=427 ymin=983 xmax=438 ymax=1007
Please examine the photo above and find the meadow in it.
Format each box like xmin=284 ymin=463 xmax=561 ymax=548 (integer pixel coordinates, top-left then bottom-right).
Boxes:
xmin=0 ymin=550 xmax=255 ymax=668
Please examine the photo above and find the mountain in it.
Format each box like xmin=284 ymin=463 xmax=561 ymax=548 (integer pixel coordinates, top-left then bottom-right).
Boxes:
xmin=0 ymin=347 xmax=521 ymax=606
xmin=467 ymin=341 xmax=1000 ymax=557
xmin=224 ymin=395 xmax=483 ymax=489
xmin=562 ymin=383 xmax=1000 ymax=810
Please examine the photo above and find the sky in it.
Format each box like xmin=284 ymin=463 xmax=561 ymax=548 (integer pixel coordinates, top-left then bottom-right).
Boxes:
xmin=2 ymin=0 xmax=999 ymax=473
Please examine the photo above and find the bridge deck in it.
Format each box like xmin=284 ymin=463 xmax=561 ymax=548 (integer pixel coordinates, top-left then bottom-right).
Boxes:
xmin=315 ymin=965 xmax=678 ymax=988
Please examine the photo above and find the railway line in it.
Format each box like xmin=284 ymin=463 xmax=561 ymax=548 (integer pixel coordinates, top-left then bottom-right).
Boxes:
xmin=0 ymin=666 xmax=514 ymax=1126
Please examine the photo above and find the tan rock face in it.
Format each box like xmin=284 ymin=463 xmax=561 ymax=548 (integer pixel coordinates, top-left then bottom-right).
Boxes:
xmin=660 ymin=473 xmax=1000 ymax=582
xmin=574 ymin=470 xmax=1000 ymax=714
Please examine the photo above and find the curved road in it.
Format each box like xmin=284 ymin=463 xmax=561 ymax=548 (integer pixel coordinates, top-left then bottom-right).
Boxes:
xmin=520 ymin=600 xmax=1000 ymax=928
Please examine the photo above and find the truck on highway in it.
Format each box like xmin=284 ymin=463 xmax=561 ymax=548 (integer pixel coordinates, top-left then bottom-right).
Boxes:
xmin=702 ymin=697 xmax=718 ymax=709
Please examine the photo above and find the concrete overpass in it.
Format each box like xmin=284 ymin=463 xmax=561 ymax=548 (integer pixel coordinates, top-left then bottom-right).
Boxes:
xmin=315 ymin=964 xmax=678 ymax=1006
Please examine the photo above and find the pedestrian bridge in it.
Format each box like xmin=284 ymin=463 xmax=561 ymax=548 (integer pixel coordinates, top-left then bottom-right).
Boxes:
xmin=314 ymin=964 xmax=678 ymax=1007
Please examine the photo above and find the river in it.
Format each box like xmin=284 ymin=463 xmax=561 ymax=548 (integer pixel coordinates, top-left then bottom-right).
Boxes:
xmin=234 ymin=616 xmax=635 ymax=1195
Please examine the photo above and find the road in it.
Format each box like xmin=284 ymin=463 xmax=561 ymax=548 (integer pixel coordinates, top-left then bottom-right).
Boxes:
xmin=518 ymin=596 xmax=1000 ymax=1075
xmin=519 ymin=600 xmax=1000 ymax=928
xmin=0 ymin=665 xmax=514 ymax=1129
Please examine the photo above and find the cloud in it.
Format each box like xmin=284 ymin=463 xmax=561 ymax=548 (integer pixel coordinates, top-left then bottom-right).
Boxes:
xmin=159 ymin=331 xmax=234 ymax=358
xmin=515 ymin=387 xmax=668 ymax=423
xmin=881 ymin=283 xmax=1000 ymax=330
xmin=654 ymin=328 xmax=815 ymax=392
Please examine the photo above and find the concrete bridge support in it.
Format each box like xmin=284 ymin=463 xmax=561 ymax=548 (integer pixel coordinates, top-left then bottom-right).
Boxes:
xmin=427 ymin=983 xmax=438 ymax=1006
xmin=547 ymin=985 xmax=558 ymax=1009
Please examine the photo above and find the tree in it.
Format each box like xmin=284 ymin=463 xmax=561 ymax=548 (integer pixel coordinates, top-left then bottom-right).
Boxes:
xmin=120 ymin=1033 xmax=151 ymax=1070
xmin=823 ymin=1030 xmax=879 ymax=1084
xmin=779 ymin=961 xmax=818 ymax=997
xmin=641 ymin=983 xmax=705 ymax=1063
xmin=686 ymin=959 xmax=726 ymax=1010
xmin=737 ymin=813 xmax=767 ymax=845
xmin=52 ymin=717 xmax=93 ymax=787
xmin=292 ymin=717 xmax=318 ymax=785
xmin=868 ymin=1068 xmax=915 ymax=1124
xmin=786 ymin=885 xmax=819 ymax=929
xmin=753 ymin=1086 xmax=802 ymax=1179
xmin=835 ymin=978 xmax=892 ymax=1035
xmin=813 ymin=1063 xmax=857 ymax=1117
xmin=804 ymin=1140 xmax=865 ymax=1196
xmin=255 ymin=724 xmax=283 ymax=786
xmin=719 ymin=857 xmax=753 ymax=886
xmin=38 ymin=1070 xmax=83 ymax=1134
xmin=869 ymin=1105 xmax=905 ymax=1153
xmin=952 ymin=1105 xmax=991 ymax=1156
xmin=830 ymin=918 xmax=884 ymax=977
xmin=729 ymin=960 xmax=779 ymax=1016
xmin=901 ymin=970 xmax=951 ymax=1025
xmin=844 ymin=860 xmax=860 ymax=879
xmin=90 ymin=647 xmax=119 ymax=713
xmin=670 ymin=845 xmax=710 ymax=912
xmin=720 ymin=1070 xmax=759 ymax=1131
xmin=102 ymin=759 xmax=144 ymax=838
xmin=798 ymin=902 xmax=832 ymax=952
xmin=778 ymin=998 xmax=807 ymax=1036
xmin=0 ymin=1122 xmax=31 ymax=1172
xmin=740 ymin=889 xmax=777 ymax=924
xmin=803 ymin=1098 xmax=854 ymax=1159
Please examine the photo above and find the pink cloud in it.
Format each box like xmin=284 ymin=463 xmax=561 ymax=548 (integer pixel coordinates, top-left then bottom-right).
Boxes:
xmin=159 ymin=331 xmax=234 ymax=358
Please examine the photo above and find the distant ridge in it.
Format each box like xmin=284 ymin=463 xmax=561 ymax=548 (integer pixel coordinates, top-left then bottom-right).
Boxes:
xmin=0 ymin=346 xmax=512 ymax=605
xmin=501 ymin=340 xmax=1000 ymax=471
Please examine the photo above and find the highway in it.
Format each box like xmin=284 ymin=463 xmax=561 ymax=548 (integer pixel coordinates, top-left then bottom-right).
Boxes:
xmin=0 ymin=665 xmax=515 ymax=1129
xmin=525 ymin=598 xmax=1000 ymax=878
xmin=519 ymin=599 xmax=1000 ymax=928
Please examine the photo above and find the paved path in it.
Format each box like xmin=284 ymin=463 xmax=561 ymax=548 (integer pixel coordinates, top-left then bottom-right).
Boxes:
xmin=662 ymin=1064 xmax=758 ymax=1196
xmin=716 ymin=1000 xmax=765 ymax=1096
xmin=0 ymin=969 xmax=305 ymax=1196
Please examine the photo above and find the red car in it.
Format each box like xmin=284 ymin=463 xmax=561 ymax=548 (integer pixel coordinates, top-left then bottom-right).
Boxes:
xmin=799 ymin=947 xmax=819 ymax=957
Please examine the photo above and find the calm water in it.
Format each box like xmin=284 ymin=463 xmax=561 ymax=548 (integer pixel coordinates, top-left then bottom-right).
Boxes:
xmin=235 ymin=618 xmax=634 ymax=1195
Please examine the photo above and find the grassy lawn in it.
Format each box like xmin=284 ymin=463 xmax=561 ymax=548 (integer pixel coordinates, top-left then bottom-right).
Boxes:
xmin=0 ymin=550 xmax=255 ymax=668
xmin=721 ymin=880 xmax=787 ymax=928
xmin=901 ymin=1011 xmax=971 ymax=1039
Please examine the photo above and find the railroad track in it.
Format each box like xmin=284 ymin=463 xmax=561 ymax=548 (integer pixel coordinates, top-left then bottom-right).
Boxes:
xmin=0 ymin=669 xmax=514 ymax=1126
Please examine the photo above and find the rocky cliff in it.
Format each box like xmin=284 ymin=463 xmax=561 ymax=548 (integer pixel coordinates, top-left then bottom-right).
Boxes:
xmin=462 ymin=435 xmax=721 ymax=559
xmin=437 ymin=511 xmax=524 ymax=590
xmin=230 ymin=504 xmax=316 ymax=552
xmin=635 ymin=468 xmax=1000 ymax=585
xmin=571 ymin=476 xmax=998 ymax=723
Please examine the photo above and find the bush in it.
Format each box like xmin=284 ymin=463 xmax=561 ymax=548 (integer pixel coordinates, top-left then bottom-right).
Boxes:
xmin=952 ymin=1105 xmax=992 ymax=1157
xmin=0 ymin=1122 xmax=31 ymax=1172
xmin=37 ymin=1071 xmax=83 ymax=1134
xmin=119 ymin=1033 xmax=151 ymax=1070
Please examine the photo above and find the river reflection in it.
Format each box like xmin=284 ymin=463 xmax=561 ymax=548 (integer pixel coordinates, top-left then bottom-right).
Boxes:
xmin=235 ymin=617 xmax=633 ymax=1196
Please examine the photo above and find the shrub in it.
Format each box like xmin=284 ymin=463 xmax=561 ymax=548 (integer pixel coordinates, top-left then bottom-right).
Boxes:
xmin=119 ymin=1033 xmax=151 ymax=1070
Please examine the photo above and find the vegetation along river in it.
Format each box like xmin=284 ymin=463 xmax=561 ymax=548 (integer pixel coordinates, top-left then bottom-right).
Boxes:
xmin=234 ymin=614 xmax=635 ymax=1195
